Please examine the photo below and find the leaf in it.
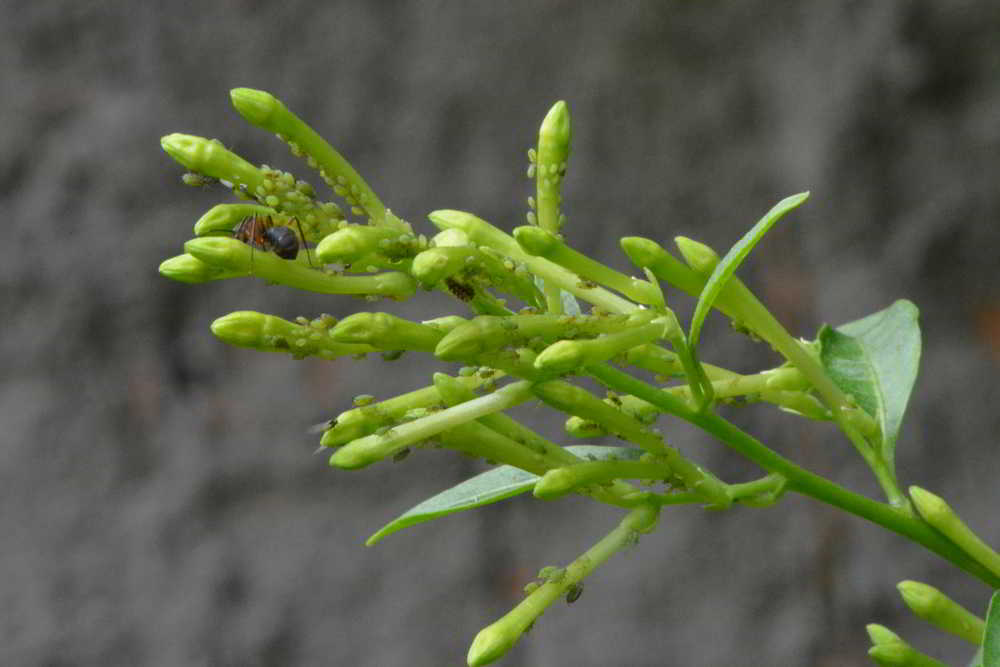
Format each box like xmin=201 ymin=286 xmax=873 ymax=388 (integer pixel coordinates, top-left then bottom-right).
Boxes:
xmin=366 ymin=445 xmax=643 ymax=545
xmin=689 ymin=192 xmax=809 ymax=349
xmin=984 ymin=591 xmax=1000 ymax=667
xmin=818 ymin=300 xmax=921 ymax=469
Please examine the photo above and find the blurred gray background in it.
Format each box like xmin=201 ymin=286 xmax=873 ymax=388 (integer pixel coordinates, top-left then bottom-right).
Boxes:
xmin=3 ymin=1 xmax=999 ymax=665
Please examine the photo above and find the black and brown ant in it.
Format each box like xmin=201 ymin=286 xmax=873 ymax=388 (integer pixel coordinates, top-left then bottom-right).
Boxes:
xmin=232 ymin=214 xmax=314 ymax=268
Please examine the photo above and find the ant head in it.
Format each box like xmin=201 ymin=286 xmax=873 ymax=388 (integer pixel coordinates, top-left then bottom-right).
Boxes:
xmin=266 ymin=226 xmax=300 ymax=259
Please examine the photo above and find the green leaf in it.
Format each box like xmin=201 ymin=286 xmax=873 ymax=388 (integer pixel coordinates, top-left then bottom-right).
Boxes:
xmin=688 ymin=192 xmax=809 ymax=350
xmin=983 ymin=591 xmax=1000 ymax=667
xmin=818 ymin=300 xmax=921 ymax=469
xmin=365 ymin=445 xmax=643 ymax=545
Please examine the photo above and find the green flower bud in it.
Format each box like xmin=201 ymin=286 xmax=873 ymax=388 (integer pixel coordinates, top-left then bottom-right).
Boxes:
xmin=866 ymin=623 xmax=903 ymax=646
xmin=535 ymin=101 xmax=571 ymax=234
xmin=867 ymin=641 xmax=948 ymax=667
xmin=673 ymin=236 xmax=720 ymax=275
xmin=534 ymin=313 xmax=664 ymax=375
xmin=620 ymin=236 xmax=707 ymax=299
xmin=910 ymin=486 xmax=1000 ymax=579
xmin=896 ymin=580 xmax=984 ymax=645
xmin=193 ymin=203 xmax=276 ymax=236
xmin=184 ymin=237 xmax=416 ymax=298
xmin=159 ymin=253 xmax=245 ymax=283
xmin=229 ymin=88 xmax=388 ymax=224
xmin=533 ymin=380 xmax=665 ymax=454
xmin=161 ymin=133 xmax=262 ymax=191
xmin=210 ymin=310 xmax=373 ymax=359
xmin=320 ymin=377 xmax=488 ymax=448
xmin=411 ymin=246 xmax=476 ymax=287
xmin=331 ymin=312 xmax=445 ymax=352
xmin=330 ymin=381 xmax=532 ymax=469
xmin=514 ymin=226 xmax=661 ymax=306
xmin=316 ymin=225 xmax=404 ymax=264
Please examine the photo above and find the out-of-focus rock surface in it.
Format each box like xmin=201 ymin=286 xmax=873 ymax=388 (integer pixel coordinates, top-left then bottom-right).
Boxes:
xmin=2 ymin=2 xmax=999 ymax=665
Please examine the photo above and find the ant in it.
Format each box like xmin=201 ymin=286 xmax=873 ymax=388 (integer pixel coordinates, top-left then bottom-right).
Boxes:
xmin=232 ymin=214 xmax=314 ymax=268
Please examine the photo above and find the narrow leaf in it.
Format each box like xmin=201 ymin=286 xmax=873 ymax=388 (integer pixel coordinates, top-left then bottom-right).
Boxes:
xmin=983 ymin=591 xmax=1000 ymax=667
xmin=818 ymin=300 xmax=921 ymax=469
xmin=366 ymin=445 xmax=643 ymax=545
xmin=689 ymin=192 xmax=809 ymax=349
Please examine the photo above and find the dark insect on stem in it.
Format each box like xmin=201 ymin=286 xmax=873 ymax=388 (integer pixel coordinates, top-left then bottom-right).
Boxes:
xmin=232 ymin=215 xmax=315 ymax=269
xmin=445 ymin=277 xmax=475 ymax=302
xmin=565 ymin=582 xmax=583 ymax=604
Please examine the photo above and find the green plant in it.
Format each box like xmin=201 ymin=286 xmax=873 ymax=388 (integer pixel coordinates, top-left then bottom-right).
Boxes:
xmin=159 ymin=88 xmax=1000 ymax=666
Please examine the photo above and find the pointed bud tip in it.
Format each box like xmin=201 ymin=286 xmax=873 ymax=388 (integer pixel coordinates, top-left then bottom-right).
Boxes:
xmin=540 ymin=100 xmax=572 ymax=145
xmin=908 ymin=486 xmax=950 ymax=521
xmin=230 ymin=88 xmax=282 ymax=127
xmin=674 ymin=236 xmax=720 ymax=273
xmin=329 ymin=445 xmax=375 ymax=470
xmin=159 ymin=254 xmax=214 ymax=283
xmin=865 ymin=623 xmax=902 ymax=646
xmin=210 ymin=311 xmax=268 ymax=348
xmin=160 ymin=133 xmax=201 ymax=169
xmin=513 ymin=225 xmax=558 ymax=256
xmin=534 ymin=340 xmax=583 ymax=375
xmin=467 ymin=623 xmax=519 ymax=666
xmin=896 ymin=580 xmax=936 ymax=612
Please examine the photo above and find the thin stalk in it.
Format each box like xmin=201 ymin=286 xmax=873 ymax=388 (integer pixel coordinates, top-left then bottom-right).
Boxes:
xmin=588 ymin=363 xmax=1000 ymax=587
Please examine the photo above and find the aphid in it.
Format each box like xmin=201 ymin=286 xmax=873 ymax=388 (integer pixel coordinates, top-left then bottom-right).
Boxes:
xmin=444 ymin=277 xmax=475 ymax=302
xmin=392 ymin=447 xmax=411 ymax=463
xmin=565 ymin=582 xmax=583 ymax=604
xmin=232 ymin=214 xmax=314 ymax=267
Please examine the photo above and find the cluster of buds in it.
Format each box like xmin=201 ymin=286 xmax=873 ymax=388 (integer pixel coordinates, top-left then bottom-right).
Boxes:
xmin=160 ymin=89 xmax=996 ymax=666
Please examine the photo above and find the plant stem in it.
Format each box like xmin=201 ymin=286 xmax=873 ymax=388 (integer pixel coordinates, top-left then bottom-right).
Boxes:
xmin=467 ymin=503 xmax=659 ymax=666
xmin=588 ymin=364 xmax=1000 ymax=587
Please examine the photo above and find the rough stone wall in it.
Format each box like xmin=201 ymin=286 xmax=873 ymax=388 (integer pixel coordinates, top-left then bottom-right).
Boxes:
xmin=2 ymin=2 xmax=999 ymax=665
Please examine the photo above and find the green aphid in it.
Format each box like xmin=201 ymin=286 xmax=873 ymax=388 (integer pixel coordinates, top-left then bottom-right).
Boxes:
xmin=353 ymin=394 xmax=375 ymax=407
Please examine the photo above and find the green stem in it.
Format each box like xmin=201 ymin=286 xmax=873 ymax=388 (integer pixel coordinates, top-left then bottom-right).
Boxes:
xmin=467 ymin=504 xmax=659 ymax=666
xmin=587 ymin=364 xmax=1000 ymax=587
xmin=330 ymin=380 xmax=534 ymax=468
xmin=230 ymin=88 xmax=388 ymax=223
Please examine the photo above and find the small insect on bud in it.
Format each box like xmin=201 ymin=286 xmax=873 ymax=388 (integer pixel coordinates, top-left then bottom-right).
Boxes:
xmin=565 ymin=582 xmax=583 ymax=604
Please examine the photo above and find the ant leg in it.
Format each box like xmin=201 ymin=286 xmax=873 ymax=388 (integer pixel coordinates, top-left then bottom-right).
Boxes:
xmin=291 ymin=217 xmax=315 ymax=267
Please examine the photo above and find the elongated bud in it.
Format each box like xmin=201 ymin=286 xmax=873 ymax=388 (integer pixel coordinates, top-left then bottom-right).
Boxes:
xmin=411 ymin=246 xmax=476 ymax=286
xmin=535 ymin=101 xmax=571 ymax=234
xmin=230 ymin=88 xmax=389 ymax=224
xmin=193 ymin=203 xmax=276 ymax=236
xmin=229 ymin=87 xmax=282 ymax=126
xmin=211 ymin=311 xmax=372 ymax=359
xmin=514 ymin=226 xmax=661 ymax=305
xmin=533 ymin=458 xmax=665 ymax=500
xmin=331 ymin=312 xmax=445 ymax=352
xmin=184 ymin=236 xmax=416 ymax=298
xmin=896 ymin=580 xmax=984 ymax=645
xmin=910 ymin=486 xmax=1000 ymax=579
xmin=159 ymin=253 xmax=245 ymax=283
xmin=533 ymin=381 xmax=666 ymax=454
xmin=867 ymin=640 xmax=947 ymax=667
xmin=161 ymin=133 xmax=262 ymax=190
xmin=316 ymin=225 xmax=408 ymax=264
xmin=866 ymin=623 xmax=903 ymax=646
xmin=534 ymin=313 xmax=664 ymax=375
xmin=330 ymin=381 xmax=532 ymax=469
xmin=320 ymin=377 xmax=488 ymax=448
xmin=674 ymin=236 xmax=721 ymax=275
